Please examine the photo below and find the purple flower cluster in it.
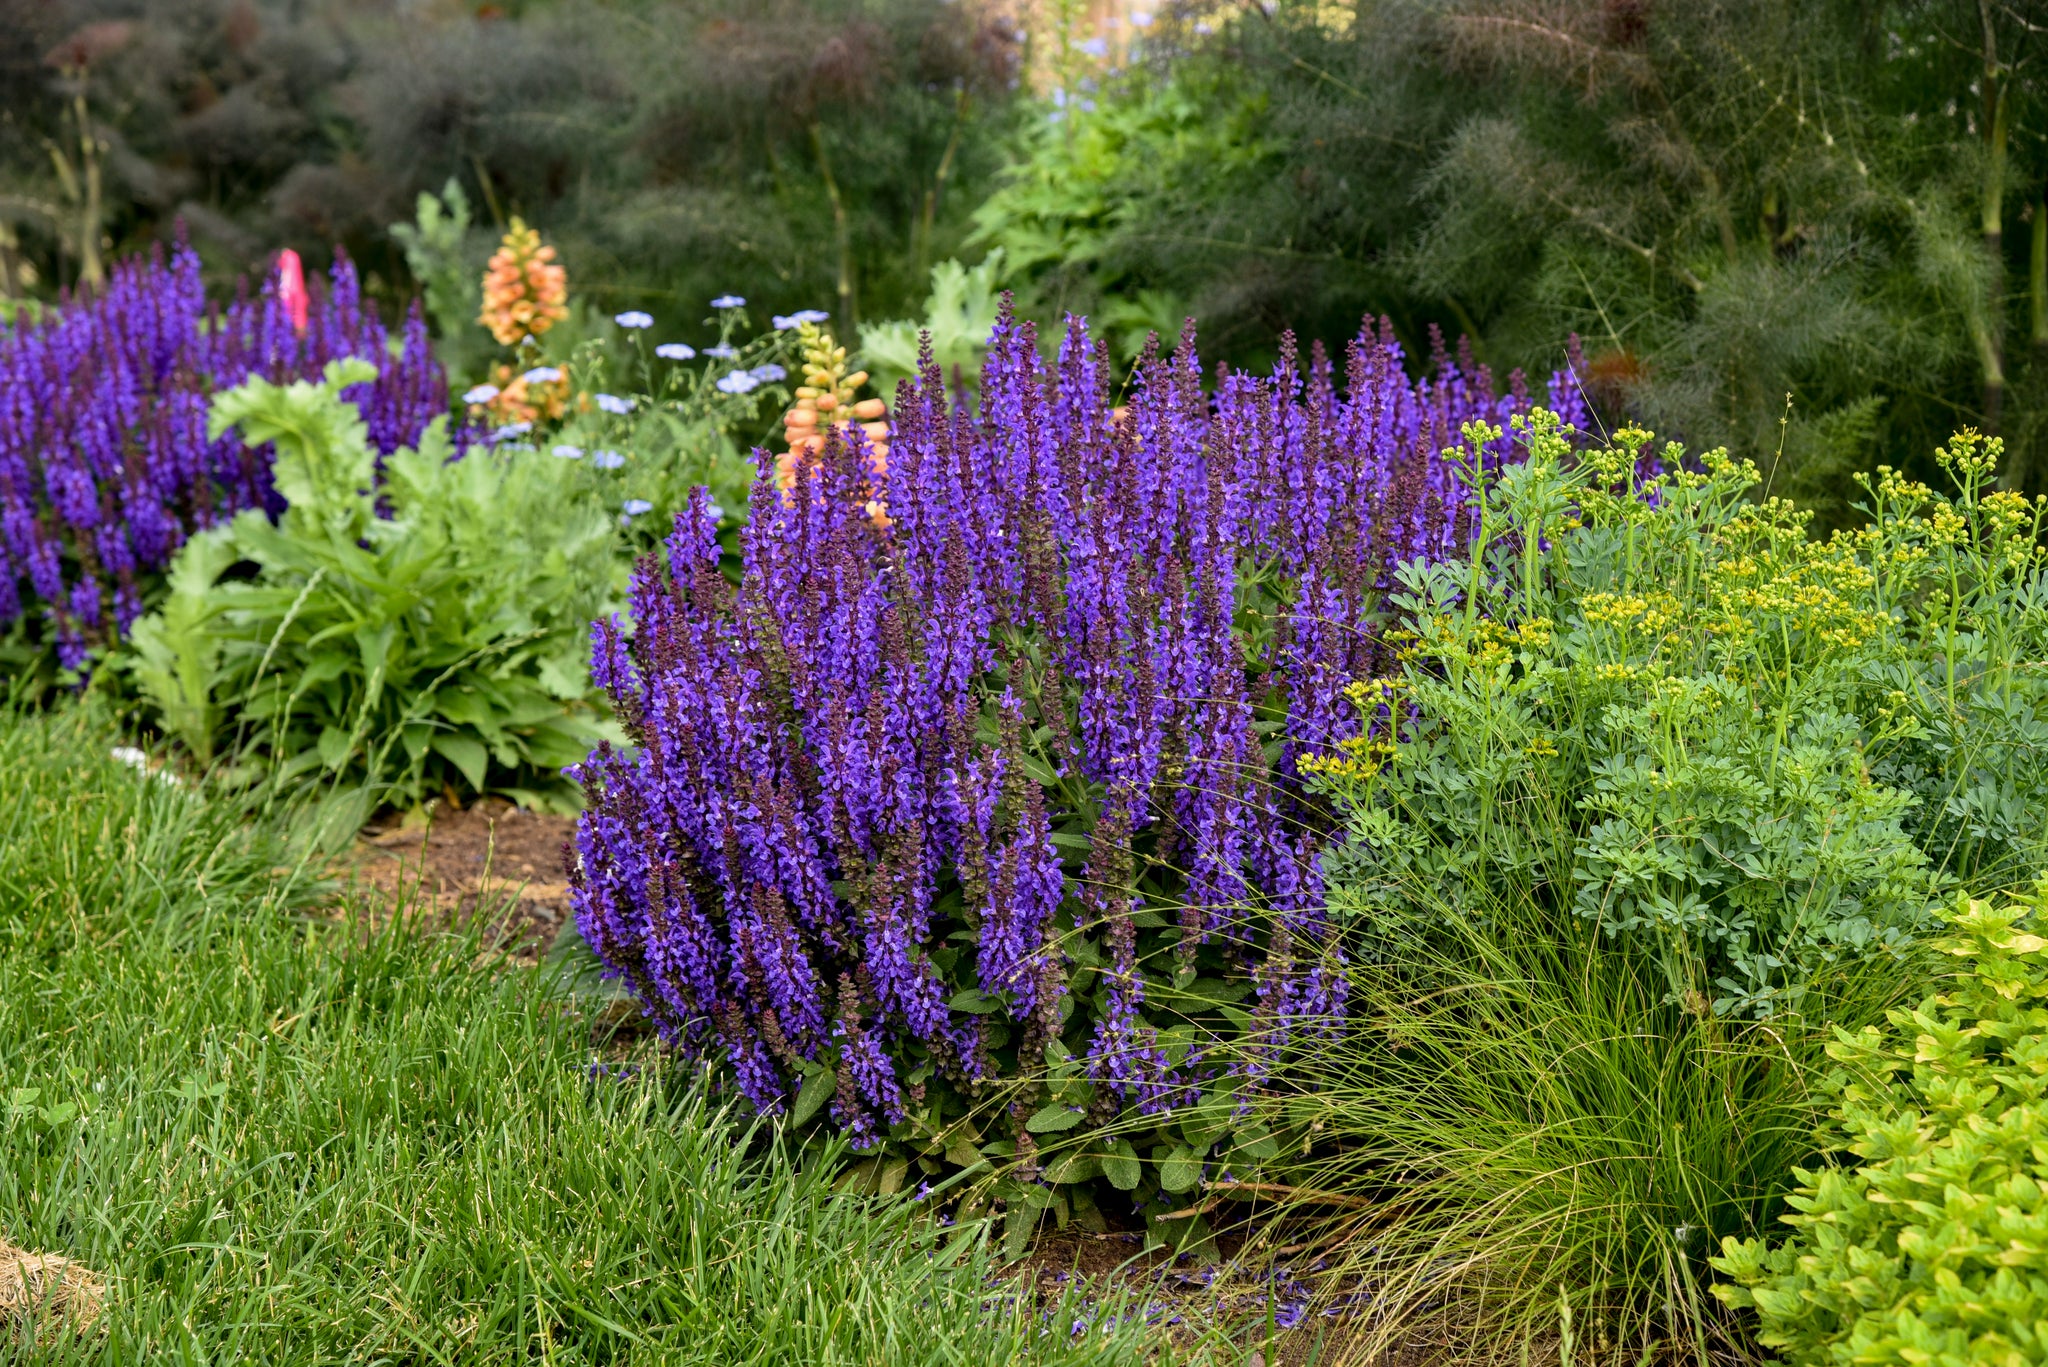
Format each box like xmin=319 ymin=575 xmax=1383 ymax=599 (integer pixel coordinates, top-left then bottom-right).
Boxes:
xmin=0 ymin=241 xmax=454 ymax=666
xmin=569 ymin=308 xmax=1581 ymax=1151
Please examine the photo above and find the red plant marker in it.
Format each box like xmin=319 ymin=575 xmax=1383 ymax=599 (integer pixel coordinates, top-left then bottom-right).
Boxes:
xmin=276 ymin=248 xmax=309 ymax=333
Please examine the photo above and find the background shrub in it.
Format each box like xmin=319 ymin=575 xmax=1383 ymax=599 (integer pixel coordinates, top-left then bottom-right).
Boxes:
xmin=568 ymin=311 xmax=1581 ymax=1246
xmin=1713 ymin=885 xmax=2048 ymax=1367
xmin=0 ymin=0 xmax=1022 ymax=336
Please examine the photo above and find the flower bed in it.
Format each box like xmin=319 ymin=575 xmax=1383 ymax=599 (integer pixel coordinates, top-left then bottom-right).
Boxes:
xmin=567 ymin=310 xmax=1585 ymax=1225
xmin=0 ymin=243 xmax=451 ymax=665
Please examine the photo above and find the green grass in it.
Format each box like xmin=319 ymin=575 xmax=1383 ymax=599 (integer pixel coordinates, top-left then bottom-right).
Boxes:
xmin=0 ymin=704 xmax=1153 ymax=1364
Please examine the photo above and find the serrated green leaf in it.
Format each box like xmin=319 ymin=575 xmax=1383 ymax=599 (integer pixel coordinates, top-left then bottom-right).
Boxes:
xmin=1159 ymin=1145 xmax=1202 ymax=1193
xmin=1102 ymin=1139 xmax=1141 ymax=1191
xmin=790 ymin=1066 xmax=834 ymax=1127
xmin=1041 ymin=1151 xmax=1099 ymax=1185
xmin=945 ymin=1128 xmax=982 ymax=1169
xmin=1026 ymin=1103 xmax=1087 ymax=1133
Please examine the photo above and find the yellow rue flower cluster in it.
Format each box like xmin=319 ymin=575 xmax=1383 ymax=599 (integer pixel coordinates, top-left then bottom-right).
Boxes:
xmin=1709 ymin=545 xmax=1888 ymax=654
xmin=1342 ymin=676 xmax=1408 ymax=708
xmin=1582 ymin=591 xmax=1682 ymax=634
xmin=1298 ymin=733 xmax=1400 ymax=783
xmin=478 ymin=218 xmax=568 ymax=348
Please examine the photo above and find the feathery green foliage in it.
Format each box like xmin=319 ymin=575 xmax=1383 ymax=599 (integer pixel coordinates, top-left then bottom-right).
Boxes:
xmin=977 ymin=1 xmax=2048 ymax=496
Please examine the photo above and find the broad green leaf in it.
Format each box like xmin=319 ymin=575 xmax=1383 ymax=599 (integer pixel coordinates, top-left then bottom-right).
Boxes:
xmin=790 ymin=1066 xmax=834 ymax=1127
xmin=1159 ymin=1145 xmax=1203 ymax=1193
xmin=1102 ymin=1139 xmax=1141 ymax=1191
xmin=1025 ymin=1102 xmax=1086 ymax=1133
xmin=432 ymin=734 xmax=490 ymax=793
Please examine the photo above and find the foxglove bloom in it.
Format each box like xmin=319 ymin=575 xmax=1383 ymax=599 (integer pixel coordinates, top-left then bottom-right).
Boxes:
xmin=572 ymin=310 xmax=1577 ymax=1152
xmin=276 ymin=249 xmax=309 ymax=333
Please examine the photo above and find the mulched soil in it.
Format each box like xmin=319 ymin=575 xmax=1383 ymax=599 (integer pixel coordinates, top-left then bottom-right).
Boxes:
xmin=331 ymin=799 xmax=580 ymax=963
xmin=1016 ymin=1220 xmax=1400 ymax=1365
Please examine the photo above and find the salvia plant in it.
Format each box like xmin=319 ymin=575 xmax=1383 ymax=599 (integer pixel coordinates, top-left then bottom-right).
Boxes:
xmin=567 ymin=306 xmax=1584 ymax=1241
xmin=0 ymin=242 xmax=453 ymax=667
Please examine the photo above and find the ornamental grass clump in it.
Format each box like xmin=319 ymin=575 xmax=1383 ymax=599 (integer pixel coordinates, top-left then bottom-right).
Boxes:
xmin=0 ymin=242 xmax=452 ymax=666
xmin=568 ymin=307 xmax=1581 ymax=1231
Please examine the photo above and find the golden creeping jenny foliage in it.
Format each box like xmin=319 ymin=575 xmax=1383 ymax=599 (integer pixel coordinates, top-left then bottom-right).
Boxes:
xmin=1712 ymin=885 xmax=2048 ymax=1367
xmin=478 ymin=217 xmax=569 ymax=348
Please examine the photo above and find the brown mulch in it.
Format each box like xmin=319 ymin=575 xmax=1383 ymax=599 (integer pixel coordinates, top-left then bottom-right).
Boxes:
xmin=1016 ymin=1221 xmax=1399 ymax=1366
xmin=331 ymin=798 xmax=580 ymax=963
xmin=0 ymin=1237 xmax=106 ymax=1344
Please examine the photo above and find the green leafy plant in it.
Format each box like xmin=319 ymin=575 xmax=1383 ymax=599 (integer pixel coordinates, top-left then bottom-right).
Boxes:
xmin=1712 ymin=883 xmax=2048 ymax=1367
xmin=389 ymin=179 xmax=489 ymax=380
xmin=1317 ymin=414 xmax=2048 ymax=1019
xmin=125 ymin=359 xmax=621 ymax=812
xmin=860 ymin=251 xmax=1007 ymax=394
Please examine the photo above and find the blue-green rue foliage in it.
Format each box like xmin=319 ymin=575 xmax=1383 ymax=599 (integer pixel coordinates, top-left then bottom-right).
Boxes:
xmin=568 ymin=313 xmax=1587 ymax=1237
xmin=0 ymin=704 xmax=1153 ymax=1363
xmin=1315 ymin=416 xmax=2048 ymax=1019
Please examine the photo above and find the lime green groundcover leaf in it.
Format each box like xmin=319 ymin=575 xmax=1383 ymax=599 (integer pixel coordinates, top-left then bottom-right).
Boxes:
xmin=123 ymin=365 xmax=626 ymax=807
xmin=1711 ymin=885 xmax=2048 ymax=1367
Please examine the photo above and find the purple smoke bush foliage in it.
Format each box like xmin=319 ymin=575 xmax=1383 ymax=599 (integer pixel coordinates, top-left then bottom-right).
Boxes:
xmin=0 ymin=242 xmax=454 ymax=667
xmin=569 ymin=308 xmax=1585 ymax=1165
